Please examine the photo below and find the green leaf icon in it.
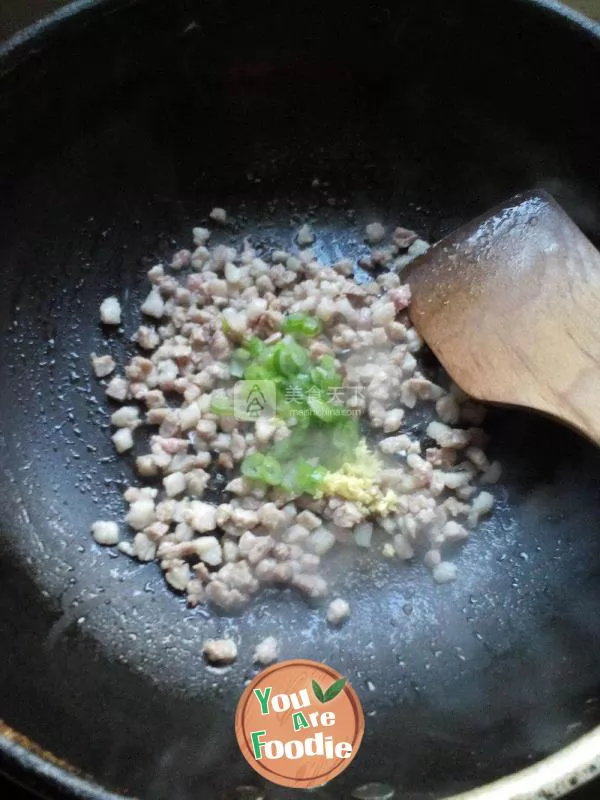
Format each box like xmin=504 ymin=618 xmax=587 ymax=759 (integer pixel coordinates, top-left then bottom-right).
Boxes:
xmin=312 ymin=679 xmax=325 ymax=703
xmin=323 ymin=678 xmax=346 ymax=702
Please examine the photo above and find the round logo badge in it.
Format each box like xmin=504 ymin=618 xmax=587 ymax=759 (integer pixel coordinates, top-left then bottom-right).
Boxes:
xmin=235 ymin=659 xmax=364 ymax=789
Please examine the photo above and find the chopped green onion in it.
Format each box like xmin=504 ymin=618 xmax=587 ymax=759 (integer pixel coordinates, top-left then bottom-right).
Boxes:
xmin=311 ymin=365 xmax=342 ymax=391
xmin=244 ymin=364 xmax=275 ymax=381
xmin=260 ymin=344 xmax=282 ymax=374
xmin=224 ymin=314 xmax=358 ymax=496
xmin=281 ymin=458 xmax=327 ymax=496
xmin=276 ymin=338 xmax=308 ymax=376
xmin=230 ymin=347 xmax=251 ymax=378
xmin=318 ymin=354 xmax=336 ymax=372
xmin=210 ymin=393 xmax=235 ymax=416
xmin=307 ymin=393 xmax=336 ymax=423
xmin=332 ymin=417 xmax=360 ymax=452
xmin=247 ymin=337 xmax=266 ymax=358
xmin=241 ymin=453 xmax=266 ymax=480
xmin=281 ymin=313 xmax=322 ymax=338
xmin=259 ymin=455 xmax=283 ymax=486
xmin=233 ymin=347 xmax=251 ymax=362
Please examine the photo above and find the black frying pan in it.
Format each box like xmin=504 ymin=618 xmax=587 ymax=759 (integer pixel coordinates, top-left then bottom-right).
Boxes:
xmin=2 ymin=1 xmax=600 ymax=798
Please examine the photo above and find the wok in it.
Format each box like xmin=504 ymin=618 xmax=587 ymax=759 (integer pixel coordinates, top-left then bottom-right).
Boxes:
xmin=2 ymin=1 xmax=600 ymax=798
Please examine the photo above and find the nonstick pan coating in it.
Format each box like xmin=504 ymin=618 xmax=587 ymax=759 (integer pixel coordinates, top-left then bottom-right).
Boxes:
xmin=2 ymin=1 xmax=600 ymax=798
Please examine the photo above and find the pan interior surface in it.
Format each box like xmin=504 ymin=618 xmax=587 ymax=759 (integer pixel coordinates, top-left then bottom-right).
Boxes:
xmin=1 ymin=1 xmax=600 ymax=798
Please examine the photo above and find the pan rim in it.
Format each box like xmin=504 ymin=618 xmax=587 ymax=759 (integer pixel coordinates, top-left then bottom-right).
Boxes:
xmin=0 ymin=0 xmax=600 ymax=798
xmin=1 ymin=719 xmax=600 ymax=799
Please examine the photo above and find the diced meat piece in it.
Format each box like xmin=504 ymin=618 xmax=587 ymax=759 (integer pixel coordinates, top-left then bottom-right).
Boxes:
xmin=186 ymin=469 xmax=210 ymax=497
xmin=196 ymin=418 xmax=217 ymax=439
xmin=389 ymin=285 xmax=412 ymax=312
xmin=354 ymin=522 xmax=373 ymax=548
xmin=186 ymin=579 xmax=205 ymax=607
xmin=327 ymin=598 xmax=351 ymax=626
xmin=332 ymin=502 xmax=364 ymax=529
xmin=143 ymin=521 xmax=169 ymax=542
xmin=185 ymin=501 xmax=217 ymax=533
xmin=163 ymin=471 xmax=186 ymax=497
xmin=283 ymin=524 xmax=310 ymax=544
xmin=383 ymin=409 xmax=405 ymax=433
xmin=466 ymin=447 xmax=489 ymax=471
xmin=132 ymin=532 xmax=157 ymax=561
xmin=165 ymin=562 xmax=192 ymax=592
xmin=468 ymin=492 xmax=495 ymax=526
xmin=296 ymin=510 xmax=321 ymax=531
xmin=134 ymin=326 xmax=160 ymax=351
xmin=401 ymin=351 xmax=417 ymax=377
xmin=179 ymin=403 xmax=201 ymax=431
xmin=253 ymin=636 xmax=279 ymax=665
xmin=100 ymin=296 xmax=121 ymax=325
xmin=371 ymin=301 xmax=396 ymax=327
xmin=482 ymin=461 xmax=502 ymax=485
xmin=436 ymin=395 xmax=460 ymax=425
xmin=194 ymin=536 xmax=223 ymax=566
xmin=91 ymin=520 xmax=119 ymax=546
xmin=222 ymin=539 xmax=239 ymax=563
xmin=433 ymin=562 xmax=458 ymax=584
xmin=380 ymin=434 xmax=414 ymax=455
xmin=401 ymin=376 xmax=445 ymax=408
xmin=217 ymin=561 xmax=259 ymax=594
xmin=247 ymin=537 xmax=275 ymax=566
xmin=144 ymin=390 xmax=166 ymax=409
xmin=91 ymin=353 xmax=116 ymax=378
xmin=136 ymin=454 xmax=158 ymax=477
xmin=124 ymin=486 xmax=157 ymax=503
xmin=427 ymin=421 xmax=470 ymax=449
xmin=438 ymin=470 xmax=472 ymax=490
xmin=258 ymin=503 xmax=287 ymax=532
xmin=141 ymin=288 xmax=165 ymax=319
xmin=202 ymin=638 xmax=237 ymax=665
xmin=292 ymin=573 xmax=328 ymax=598
xmin=393 ymin=534 xmax=414 ymax=560
xmin=442 ymin=497 xmax=471 ymax=518
xmin=205 ymin=581 xmax=248 ymax=611
xmin=230 ymin=508 xmax=260 ymax=530
xmin=423 ymin=549 xmax=442 ymax=569
xmin=111 ymin=406 xmax=141 ymax=429
xmin=296 ymin=224 xmax=315 ymax=247
xmin=209 ymin=207 xmax=228 ymax=225
xmin=171 ymin=249 xmax=192 ymax=269
xmin=393 ymin=226 xmax=419 ymax=249
xmin=193 ymin=227 xmax=211 ymax=246
xmin=125 ymin=356 xmax=154 ymax=381
xmin=365 ymin=222 xmax=386 ymax=245
xmin=126 ymin=499 xmax=156 ymax=531
xmin=442 ymin=521 xmax=469 ymax=542
xmin=147 ymin=264 xmax=164 ymax=284
xmin=307 ymin=525 xmax=337 ymax=555
xmin=105 ymin=376 xmax=129 ymax=401
xmin=112 ymin=428 xmax=134 ymax=453
xmin=408 ymin=239 xmax=430 ymax=258
xmin=405 ymin=327 xmax=422 ymax=353
xmin=299 ymin=553 xmax=320 ymax=573
xmin=238 ymin=531 xmax=258 ymax=556
xmin=255 ymin=418 xmax=278 ymax=445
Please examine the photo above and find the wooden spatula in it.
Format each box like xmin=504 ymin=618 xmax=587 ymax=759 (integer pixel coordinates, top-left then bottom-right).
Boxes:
xmin=406 ymin=190 xmax=600 ymax=445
